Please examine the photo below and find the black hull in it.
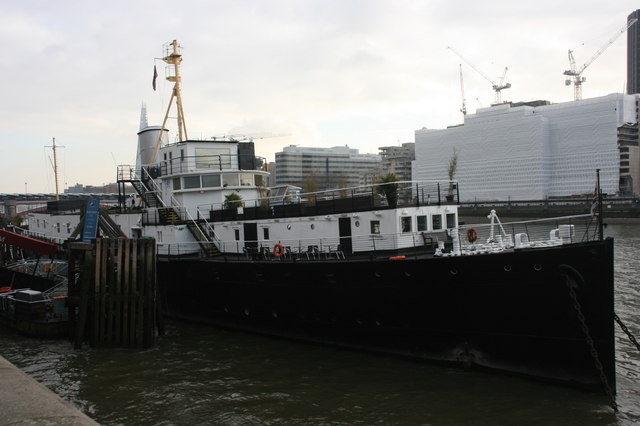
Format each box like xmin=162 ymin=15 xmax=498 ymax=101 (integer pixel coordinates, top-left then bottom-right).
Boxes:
xmin=158 ymin=238 xmax=615 ymax=392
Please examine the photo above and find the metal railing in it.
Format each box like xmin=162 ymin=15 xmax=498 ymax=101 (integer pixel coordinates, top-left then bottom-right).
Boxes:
xmin=199 ymin=180 xmax=460 ymax=222
xmin=155 ymin=213 xmax=600 ymax=259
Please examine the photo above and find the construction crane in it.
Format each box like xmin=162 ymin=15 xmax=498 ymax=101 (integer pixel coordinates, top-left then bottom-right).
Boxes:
xmin=448 ymin=46 xmax=511 ymax=104
xmin=564 ymin=17 xmax=638 ymax=101
xmin=459 ymin=64 xmax=467 ymax=117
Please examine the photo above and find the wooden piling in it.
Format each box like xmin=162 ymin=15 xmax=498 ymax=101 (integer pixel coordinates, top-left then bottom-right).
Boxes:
xmin=68 ymin=237 xmax=159 ymax=349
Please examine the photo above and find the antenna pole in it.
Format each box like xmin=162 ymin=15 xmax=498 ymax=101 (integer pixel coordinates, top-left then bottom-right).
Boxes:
xmin=150 ymin=40 xmax=188 ymax=165
xmin=45 ymin=137 xmax=64 ymax=200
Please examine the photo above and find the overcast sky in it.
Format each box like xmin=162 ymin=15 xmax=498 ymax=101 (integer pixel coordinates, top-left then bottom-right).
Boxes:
xmin=1 ymin=0 xmax=638 ymax=193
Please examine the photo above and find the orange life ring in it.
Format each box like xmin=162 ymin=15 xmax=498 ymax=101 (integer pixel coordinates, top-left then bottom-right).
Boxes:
xmin=273 ymin=243 xmax=285 ymax=257
xmin=466 ymin=228 xmax=478 ymax=243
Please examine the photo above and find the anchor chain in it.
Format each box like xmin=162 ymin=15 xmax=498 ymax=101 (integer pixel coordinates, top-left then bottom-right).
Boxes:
xmin=561 ymin=266 xmax=618 ymax=412
xmin=614 ymin=313 xmax=640 ymax=352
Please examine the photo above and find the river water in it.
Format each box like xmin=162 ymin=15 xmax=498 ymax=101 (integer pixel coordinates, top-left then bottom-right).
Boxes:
xmin=0 ymin=223 xmax=639 ymax=425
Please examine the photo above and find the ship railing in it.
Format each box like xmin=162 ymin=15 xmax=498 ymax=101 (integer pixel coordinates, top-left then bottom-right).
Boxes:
xmin=202 ymin=180 xmax=459 ymax=221
xmin=155 ymin=153 xmax=267 ymax=177
xmin=155 ymin=213 xmax=600 ymax=258
xmin=455 ymin=213 xmax=599 ymax=254
xmin=155 ymin=232 xmax=441 ymax=258
xmin=10 ymin=226 xmax=67 ymax=246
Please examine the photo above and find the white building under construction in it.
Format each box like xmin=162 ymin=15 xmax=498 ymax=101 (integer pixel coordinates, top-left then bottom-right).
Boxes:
xmin=412 ymin=93 xmax=640 ymax=201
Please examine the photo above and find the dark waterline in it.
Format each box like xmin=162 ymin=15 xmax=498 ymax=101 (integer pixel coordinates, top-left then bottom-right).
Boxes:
xmin=0 ymin=223 xmax=638 ymax=425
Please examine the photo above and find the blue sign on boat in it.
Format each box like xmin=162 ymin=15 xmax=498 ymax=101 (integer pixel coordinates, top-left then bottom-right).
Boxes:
xmin=82 ymin=200 xmax=100 ymax=242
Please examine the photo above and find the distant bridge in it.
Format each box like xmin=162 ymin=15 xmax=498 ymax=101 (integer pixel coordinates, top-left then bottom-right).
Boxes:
xmin=0 ymin=193 xmax=120 ymax=216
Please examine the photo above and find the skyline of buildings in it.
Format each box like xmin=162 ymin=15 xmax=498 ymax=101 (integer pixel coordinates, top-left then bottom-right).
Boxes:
xmin=6 ymin=9 xmax=640 ymax=201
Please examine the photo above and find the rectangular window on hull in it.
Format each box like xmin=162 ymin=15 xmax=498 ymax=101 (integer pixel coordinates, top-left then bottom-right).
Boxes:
xmin=401 ymin=216 xmax=412 ymax=233
xmin=370 ymin=220 xmax=380 ymax=234
xmin=446 ymin=213 xmax=456 ymax=229
xmin=173 ymin=178 xmax=181 ymax=190
xmin=417 ymin=215 xmax=427 ymax=231
xmin=263 ymin=228 xmax=269 ymax=240
xmin=432 ymin=214 xmax=442 ymax=230
xmin=234 ymin=229 xmax=240 ymax=241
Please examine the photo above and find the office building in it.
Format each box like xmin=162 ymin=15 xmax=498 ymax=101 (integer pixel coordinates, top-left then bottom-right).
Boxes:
xmin=379 ymin=143 xmax=415 ymax=181
xmin=274 ymin=145 xmax=380 ymax=191
xmin=412 ymin=94 xmax=640 ymax=201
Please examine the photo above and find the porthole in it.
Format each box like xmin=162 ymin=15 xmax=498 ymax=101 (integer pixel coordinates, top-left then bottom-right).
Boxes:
xmin=271 ymin=310 xmax=278 ymax=318
xmin=533 ymin=264 xmax=543 ymax=271
xmin=310 ymin=224 xmax=315 ymax=230
xmin=287 ymin=224 xmax=292 ymax=230
xmin=450 ymin=268 xmax=458 ymax=275
xmin=355 ymin=220 xmax=360 ymax=227
xmin=504 ymin=265 xmax=512 ymax=272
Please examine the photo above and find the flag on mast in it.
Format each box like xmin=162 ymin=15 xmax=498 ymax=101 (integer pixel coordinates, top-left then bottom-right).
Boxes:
xmin=152 ymin=65 xmax=158 ymax=91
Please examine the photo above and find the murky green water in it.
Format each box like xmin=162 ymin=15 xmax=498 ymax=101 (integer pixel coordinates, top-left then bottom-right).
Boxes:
xmin=1 ymin=223 xmax=638 ymax=425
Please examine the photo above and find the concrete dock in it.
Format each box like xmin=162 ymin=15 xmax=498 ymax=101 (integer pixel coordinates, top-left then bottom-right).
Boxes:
xmin=0 ymin=355 xmax=98 ymax=425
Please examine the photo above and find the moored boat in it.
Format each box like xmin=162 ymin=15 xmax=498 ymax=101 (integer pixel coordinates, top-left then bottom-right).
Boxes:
xmin=23 ymin=40 xmax=617 ymax=392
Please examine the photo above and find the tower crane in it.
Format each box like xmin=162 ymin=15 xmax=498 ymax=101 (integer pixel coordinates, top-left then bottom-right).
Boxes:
xmin=459 ymin=64 xmax=467 ymax=117
xmin=448 ymin=46 xmax=511 ymax=104
xmin=563 ymin=17 xmax=637 ymax=101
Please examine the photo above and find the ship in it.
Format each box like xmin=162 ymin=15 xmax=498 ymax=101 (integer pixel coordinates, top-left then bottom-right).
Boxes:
xmin=23 ymin=41 xmax=615 ymax=393
xmin=0 ymin=250 xmax=69 ymax=339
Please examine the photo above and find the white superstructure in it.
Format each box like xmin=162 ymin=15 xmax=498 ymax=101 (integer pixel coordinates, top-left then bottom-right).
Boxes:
xmin=413 ymin=94 xmax=639 ymax=201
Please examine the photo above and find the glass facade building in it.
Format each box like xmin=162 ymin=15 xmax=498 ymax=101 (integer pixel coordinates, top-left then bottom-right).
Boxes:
xmin=413 ymin=94 xmax=639 ymax=201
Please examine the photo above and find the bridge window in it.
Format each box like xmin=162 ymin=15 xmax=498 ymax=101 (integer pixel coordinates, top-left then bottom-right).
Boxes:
xmin=195 ymin=148 xmax=231 ymax=169
xmin=223 ymin=174 xmax=239 ymax=187
xmin=240 ymin=173 xmax=253 ymax=186
xmin=183 ymin=176 xmax=201 ymax=189
xmin=202 ymin=174 xmax=221 ymax=188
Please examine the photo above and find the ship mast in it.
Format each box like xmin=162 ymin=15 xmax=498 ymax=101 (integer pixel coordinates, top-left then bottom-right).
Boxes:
xmin=45 ymin=137 xmax=62 ymax=200
xmin=150 ymin=40 xmax=188 ymax=165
